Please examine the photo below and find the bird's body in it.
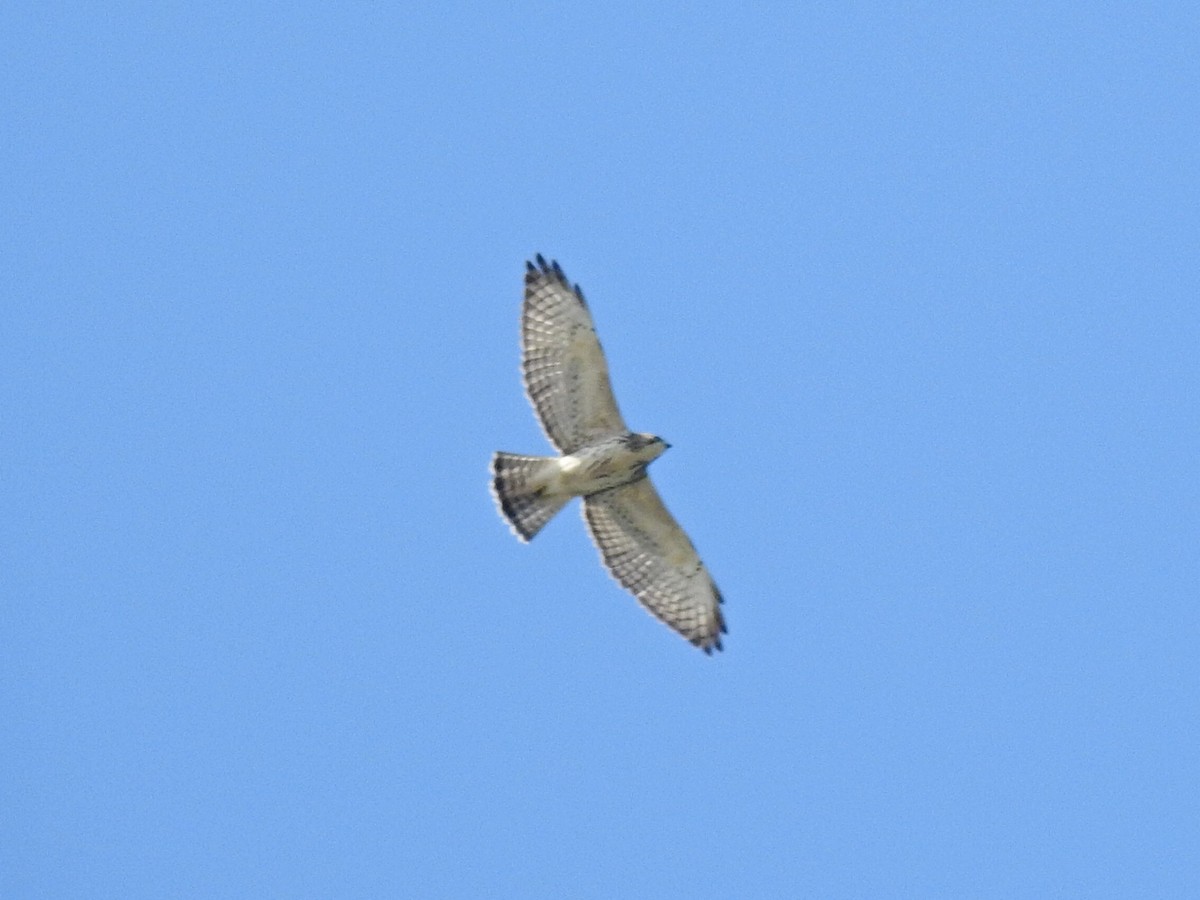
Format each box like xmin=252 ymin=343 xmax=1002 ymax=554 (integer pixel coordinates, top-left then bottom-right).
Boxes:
xmin=558 ymin=434 xmax=667 ymax=494
xmin=491 ymin=255 xmax=726 ymax=653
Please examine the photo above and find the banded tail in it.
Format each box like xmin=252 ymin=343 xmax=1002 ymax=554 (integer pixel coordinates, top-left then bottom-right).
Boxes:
xmin=490 ymin=452 xmax=570 ymax=541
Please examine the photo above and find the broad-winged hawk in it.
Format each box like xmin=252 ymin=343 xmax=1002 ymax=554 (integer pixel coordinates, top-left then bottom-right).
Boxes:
xmin=490 ymin=255 xmax=726 ymax=653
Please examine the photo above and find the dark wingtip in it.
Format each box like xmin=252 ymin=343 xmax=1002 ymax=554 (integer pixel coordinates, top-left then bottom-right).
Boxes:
xmin=696 ymin=627 xmax=725 ymax=654
xmin=523 ymin=255 xmax=585 ymax=304
xmin=526 ymin=254 xmax=558 ymax=284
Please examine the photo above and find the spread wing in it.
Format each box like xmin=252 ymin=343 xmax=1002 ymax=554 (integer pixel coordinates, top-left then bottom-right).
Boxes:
xmin=521 ymin=255 xmax=628 ymax=453
xmin=583 ymin=478 xmax=726 ymax=653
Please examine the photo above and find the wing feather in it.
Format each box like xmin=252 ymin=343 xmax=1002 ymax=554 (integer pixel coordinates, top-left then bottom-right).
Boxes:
xmin=522 ymin=255 xmax=628 ymax=453
xmin=583 ymin=478 xmax=726 ymax=653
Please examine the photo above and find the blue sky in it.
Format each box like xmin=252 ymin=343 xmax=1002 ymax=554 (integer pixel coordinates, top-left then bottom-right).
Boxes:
xmin=3 ymin=3 xmax=1196 ymax=897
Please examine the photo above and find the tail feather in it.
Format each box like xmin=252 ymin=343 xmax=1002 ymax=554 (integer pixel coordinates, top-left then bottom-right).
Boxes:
xmin=490 ymin=452 xmax=569 ymax=541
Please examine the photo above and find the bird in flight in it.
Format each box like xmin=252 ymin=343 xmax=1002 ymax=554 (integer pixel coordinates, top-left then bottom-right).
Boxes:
xmin=490 ymin=255 xmax=726 ymax=653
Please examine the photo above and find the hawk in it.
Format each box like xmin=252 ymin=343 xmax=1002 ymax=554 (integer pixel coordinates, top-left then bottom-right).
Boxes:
xmin=490 ymin=255 xmax=726 ymax=653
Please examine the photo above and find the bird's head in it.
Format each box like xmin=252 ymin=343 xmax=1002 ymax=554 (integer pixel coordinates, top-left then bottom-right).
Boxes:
xmin=626 ymin=432 xmax=671 ymax=462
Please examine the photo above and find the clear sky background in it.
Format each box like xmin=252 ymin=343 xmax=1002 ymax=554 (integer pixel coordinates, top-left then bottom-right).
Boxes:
xmin=3 ymin=4 xmax=1196 ymax=898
